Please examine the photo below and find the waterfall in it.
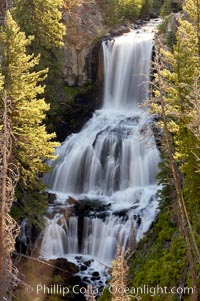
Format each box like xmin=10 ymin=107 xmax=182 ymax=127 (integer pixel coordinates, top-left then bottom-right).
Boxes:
xmin=103 ymin=31 xmax=153 ymax=109
xmin=45 ymin=111 xmax=159 ymax=195
xmin=41 ymin=214 xmax=132 ymax=263
xmin=41 ymin=20 xmax=161 ymax=276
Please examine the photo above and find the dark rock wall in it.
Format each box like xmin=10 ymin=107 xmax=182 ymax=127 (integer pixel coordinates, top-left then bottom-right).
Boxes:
xmin=62 ymin=0 xmax=108 ymax=86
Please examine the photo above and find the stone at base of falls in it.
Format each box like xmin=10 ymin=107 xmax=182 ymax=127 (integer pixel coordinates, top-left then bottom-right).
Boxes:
xmin=75 ymin=256 xmax=94 ymax=267
xmin=47 ymin=192 xmax=57 ymax=204
xmin=92 ymin=271 xmax=100 ymax=277
xmin=47 ymin=258 xmax=87 ymax=300
xmin=67 ymin=196 xmax=81 ymax=205
xmin=80 ymin=265 xmax=88 ymax=271
xmin=15 ymin=256 xmax=86 ymax=301
xmin=48 ymin=258 xmax=79 ymax=274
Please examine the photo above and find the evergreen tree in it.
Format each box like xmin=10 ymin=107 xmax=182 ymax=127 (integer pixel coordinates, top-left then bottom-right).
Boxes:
xmin=0 ymin=11 xmax=59 ymax=224
xmin=106 ymin=0 xmax=143 ymax=24
xmin=160 ymin=2 xmax=200 ymax=205
xmin=150 ymin=0 xmax=200 ymax=297
xmin=13 ymin=0 xmax=66 ymax=129
xmin=186 ymin=77 xmax=200 ymax=147
xmin=151 ymin=41 xmax=200 ymax=299
xmin=13 ymin=0 xmax=65 ymax=49
xmin=160 ymin=0 xmax=173 ymax=17
xmin=140 ymin=0 xmax=153 ymax=18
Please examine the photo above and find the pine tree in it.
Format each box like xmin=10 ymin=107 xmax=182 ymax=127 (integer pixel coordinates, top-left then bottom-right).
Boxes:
xmin=150 ymin=0 xmax=200 ymax=298
xmin=13 ymin=0 xmax=65 ymax=49
xmin=140 ymin=0 xmax=153 ymax=18
xmin=106 ymin=0 xmax=143 ymax=24
xmin=151 ymin=41 xmax=200 ymax=300
xmin=160 ymin=0 xmax=200 ymax=205
xmin=13 ymin=0 xmax=66 ymax=126
xmin=0 ymin=11 xmax=59 ymax=224
xmin=186 ymin=77 xmax=200 ymax=146
xmin=160 ymin=0 xmax=172 ymax=17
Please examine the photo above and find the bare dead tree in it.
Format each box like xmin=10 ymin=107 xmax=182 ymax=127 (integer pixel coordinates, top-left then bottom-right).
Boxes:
xmin=129 ymin=217 xmax=137 ymax=252
xmin=85 ymin=285 xmax=96 ymax=301
xmin=109 ymin=247 xmax=132 ymax=301
xmin=0 ymin=91 xmax=19 ymax=301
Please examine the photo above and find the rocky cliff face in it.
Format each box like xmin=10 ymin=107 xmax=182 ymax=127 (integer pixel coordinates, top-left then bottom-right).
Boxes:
xmin=62 ymin=0 xmax=107 ymax=86
xmin=0 ymin=0 xmax=13 ymax=24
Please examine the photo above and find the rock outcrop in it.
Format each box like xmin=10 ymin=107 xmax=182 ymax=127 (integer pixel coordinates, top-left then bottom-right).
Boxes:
xmin=62 ymin=0 xmax=107 ymax=86
xmin=0 ymin=0 xmax=12 ymax=25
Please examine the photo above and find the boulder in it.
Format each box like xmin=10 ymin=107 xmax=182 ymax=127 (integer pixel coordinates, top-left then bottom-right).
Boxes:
xmin=49 ymin=258 xmax=79 ymax=274
xmin=47 ymin=192 xmax=57 ymax=204
xmin=110 ymin=26 xmax=130 ymax=36
xmin=67 ymin=196 xmax=81 ymax=205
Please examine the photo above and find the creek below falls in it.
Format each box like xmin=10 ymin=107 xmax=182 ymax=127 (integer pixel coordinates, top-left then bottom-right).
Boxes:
xmin=32 ymin=19 xmax=161 ymax=297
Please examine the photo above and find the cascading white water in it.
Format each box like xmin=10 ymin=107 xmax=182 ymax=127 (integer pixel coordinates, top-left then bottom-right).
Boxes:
xmin=41 ymin=214 xmax=133 ymax=263
xmin=45 ymin=111 xmax=159 ymax=195
xmin=41 ymin=21 xmax=161 ymax=276
xmin=103 ymin=31 xmax=153 ymax=109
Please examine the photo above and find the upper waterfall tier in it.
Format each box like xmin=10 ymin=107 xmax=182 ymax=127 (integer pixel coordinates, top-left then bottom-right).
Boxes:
xmin=103 ymin=29 xmax=154 ymax=110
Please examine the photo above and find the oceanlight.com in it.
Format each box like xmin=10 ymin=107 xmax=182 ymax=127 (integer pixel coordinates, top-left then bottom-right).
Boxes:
xmin=108 ymin=284 xmax=194 ymax=297
xmin=35 ymin=284 xmax=194 ymax=297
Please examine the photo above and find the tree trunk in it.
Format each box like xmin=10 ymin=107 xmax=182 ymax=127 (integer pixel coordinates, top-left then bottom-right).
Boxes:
xmin=0 ymin=92 xmax=9 ymax=299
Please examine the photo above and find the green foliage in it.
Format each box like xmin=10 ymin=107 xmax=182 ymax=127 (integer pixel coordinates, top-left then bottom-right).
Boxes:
xmin=157 ymin=14 xmax=177 ymax=49
xmin=98 ymin=288 xmax=112 ymax=301
xmin=104 ymin=0 xmax=179 ymax=23
xmin=150 ymin=0 xmax=163 ymax=17
xmin=140 ymin=0 xmax=153 ymax=18
xmin=159 ymin=4 xmax=200 ymax=202
xmin=13 ymin=0 xmax=65 ymax=49
xmin=141 ymin=0 xmax=200 ymax=297
xmin=44 ymin=82 xmax=99 ymax=142
xmin=11 ymin=183 xmax=48 ymax=227
xmin=0 ymin=11 xmax=59 ymax=185
xmin=105 ymin=0 xmax=143 ymax=24
xmin=129 ymin=207 xmax=189 ymax=300
xmin=160 ymin=0 xmax=173 ymax=17
xmin=64 ymin=84 xmax=94 ymax=103
xmin=0 ymin=11 xmax=59 ymax=225
xmin=166 ymin=30 xmax=176 ymax=49
xmin=13 ymin=0 xmax=66 ymax=128
xmin=160 ymin=0 xmax=182 ymax=18
xmin=151 ymin=0 xmax=200 ymax=215
xmin=157 ymin=15 xmax=171 ymax=34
